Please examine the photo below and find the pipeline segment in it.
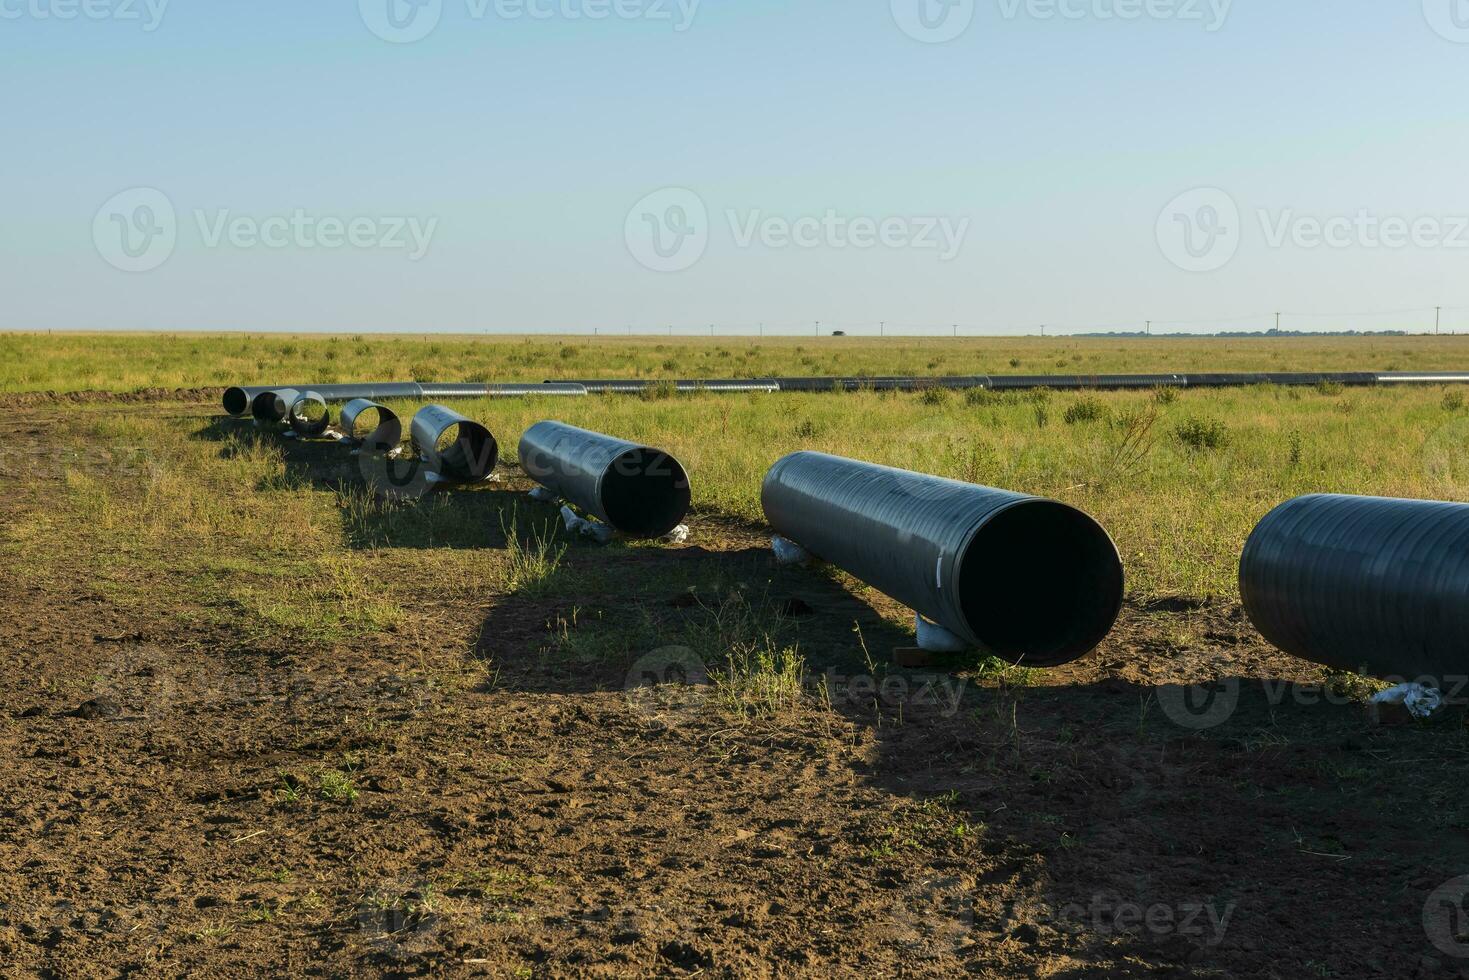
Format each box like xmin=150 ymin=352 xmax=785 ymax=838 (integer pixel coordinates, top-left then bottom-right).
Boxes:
xmin=224 ymin=382 xmax=587 ymax=416
xmin=287 ymin=391 xmax=331 ymax=437
xmin=762 ymin=452 xmax=1124 ymax=666
xmin=339 ymin=399 xmax=403 ymax=451
xmin=251 ymin=388 xmax=302 ymax=424
xmin=1240 ymin=494 xmax=1469 ymax=685
xmin=410 ymin=405 xmax=499 ymax=484
xmin=519 ymin=421 xmax=691 ymax=538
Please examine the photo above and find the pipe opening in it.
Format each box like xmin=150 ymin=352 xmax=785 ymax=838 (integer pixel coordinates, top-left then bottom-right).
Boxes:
xmin=434 ymin=421 xmax=499 ymax=482
xmin=958 ymin=500 xmax=1123 ymax=666
xmin=349 ymin=406 xmax=402 ymax=451
xmin=289 ymin=395 xmax=330 ymax=437
xmin=223 ymin=387 xmax=251 ymax=416
xmin=251 ymin=390 xmax=290 ymax=423
xmin=601 ymin=449 xmax=692 ymax=538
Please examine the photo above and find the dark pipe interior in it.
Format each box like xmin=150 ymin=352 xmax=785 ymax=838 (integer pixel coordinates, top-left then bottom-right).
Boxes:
xmin=600 ymin=449 xmax=692 ymax=538
xmin=224 ymin=387 xmax=250 ymax=416
xmin=434 ymin=422 xmax=499 ymax=481
xmin=958 ymin=501 xmax=1123 ymax=666
xmin=251 ymin=390 xmax=287 ymax=422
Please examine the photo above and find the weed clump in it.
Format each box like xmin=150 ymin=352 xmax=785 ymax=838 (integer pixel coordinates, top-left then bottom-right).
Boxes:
xmin=1444 ymin=390 xmax=1465 ymax=412
xmin=1175 ymin=417 xmax=1229 ymax=450
xmin=919 ymin=387 xmax=951 ymax=406
xmin=1152 ymin=386 xmax=1178 ymax=405
xmin=1063 ymin=396 xmax=1108 ymax=425
xmin=640 ymin=379 xmax=678 ymax=401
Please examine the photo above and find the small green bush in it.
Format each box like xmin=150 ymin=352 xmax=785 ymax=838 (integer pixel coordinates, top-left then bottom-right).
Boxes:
xmin=1063 ymin=397 xmax=1108 ymax=425
xmin=1175 ymin=417 xmax=1229 ymax=450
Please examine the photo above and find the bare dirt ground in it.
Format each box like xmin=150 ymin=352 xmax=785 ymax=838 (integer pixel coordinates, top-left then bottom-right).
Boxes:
xmin=2 ymin=401 xmax=1468 ymax=978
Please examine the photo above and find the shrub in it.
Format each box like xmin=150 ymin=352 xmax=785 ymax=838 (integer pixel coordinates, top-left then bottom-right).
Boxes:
xmin=1063 ymin=396 xmax=1108 ymax=425
xmin=1152 ymin=386 xmax=1178 ymax=405
xmin=559 ymin=345 xmax=579 ymax=360
xmin=1315 ymin=380 xmax=1344 ymax=396
xmin=640 ymin=379 xmax=678 ymax=401
xmin=1175 ymin=417 xmax=1229 ymax=450
xmin=919 ymin=387 xmax=951 ymax=406
xmin=964 ymin=387 xmax=991 ymax=406
xmin=1444 ymin=390 xmax=1465 ymax=412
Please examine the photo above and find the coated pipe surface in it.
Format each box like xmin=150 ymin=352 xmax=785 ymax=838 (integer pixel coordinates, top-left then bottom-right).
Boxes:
xmin=339 ymin=399 xmax=402 ymax=451
xmin=251 ymin=388 xmax=301 ymax=424
xmin=519 ymin=421 xmax=691 ymax=537
xmin=1240 ymin=493 xmax=1469 ymax=684
xmin=762 ymin=452 xmax=1124 ymax=666
xmin=410 ymin=405 xmax=499 ymax=483
xmin=287 ymin=391 xmax=331 ymax=437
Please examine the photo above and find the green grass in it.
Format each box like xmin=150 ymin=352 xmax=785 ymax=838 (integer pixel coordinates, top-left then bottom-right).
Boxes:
xmin=2 ymin=331 xmax=1467 ymax=394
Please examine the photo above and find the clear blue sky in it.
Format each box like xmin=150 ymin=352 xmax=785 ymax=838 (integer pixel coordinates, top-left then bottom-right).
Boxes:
xmin=4 ymin=0 xmax=1469 ymax=335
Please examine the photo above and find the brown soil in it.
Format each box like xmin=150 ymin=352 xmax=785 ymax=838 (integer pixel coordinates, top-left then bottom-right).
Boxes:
xmin=2 ymin=407 xmax=1468 ymax=979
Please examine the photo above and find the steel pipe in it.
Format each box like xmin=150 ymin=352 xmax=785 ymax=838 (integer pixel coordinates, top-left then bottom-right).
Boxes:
xmin=519 ymin=421 xmax=691 ymax=538
xmin=410 ymin=405 xmax=499 ymax=484
xmin=251 ymin=388 xmax=301 ymax=424
xmin=762 ymin=452 xmax=1124 ymax=666
xmin=287 ymin=391 xmax=331 ymax=437
xmin=1240 ymin=494 xmax=1469 ymax=685
xmin=339 ymin=399 xmax=402 ymax=451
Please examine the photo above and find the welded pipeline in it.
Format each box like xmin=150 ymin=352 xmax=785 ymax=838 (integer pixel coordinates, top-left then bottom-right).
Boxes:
xmin=1240 ymin=494 xmax=1469 ymax=685
xmin=287 ymin=391 xmax=331 ymax=437
xmin=224 ymin=382 xmax=586 ymax=416
xmin=339 ymin=399 xmax=402 ymax=451
xmin=519 ymin=421 xmax=691 ymax=538
xmin=410 ymin=405 xmax=499 ymax=484
xmin=762 ymin=452 xmax=1124 ymax=666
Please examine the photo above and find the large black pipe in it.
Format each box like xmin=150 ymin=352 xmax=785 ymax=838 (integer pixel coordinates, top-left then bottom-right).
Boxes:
xmin=1240 ymin=494 xmax=1469 ymax=685
xmin=410 ymin=405 xmax=499 ymax=484
xmin=519 ymin=421 xmax=691 ymax=538
xmin=762 ymin=452 xmax=1124 ymax=666
xmin=251 ymin=388 xmax=301 ymax=424
xmin=339 ymin=399 xmax=402 ymax=451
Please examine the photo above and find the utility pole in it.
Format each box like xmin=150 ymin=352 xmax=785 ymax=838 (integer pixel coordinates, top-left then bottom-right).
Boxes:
xmin=815 ymin=321 xmax=821 ymax=337
xmin=1275 ymin=312 xmax=1281 ymax=333
xmin=952 ymin=323 xmax=958 ymax=338
xmin=1437 ymin=306 xmax=1442 ymax=335
xmin=709 ymin=324 xmax=714 ymax=337
xmin=1040 ymin=324 xmax=1046 ymax=338
xmin=880 ymin=321 xmax=885 ymax=337
xmin=1146 ymin=320 xmax=1151 ymax=337
xmin=759 ymin=322 xmax=764 ymax=337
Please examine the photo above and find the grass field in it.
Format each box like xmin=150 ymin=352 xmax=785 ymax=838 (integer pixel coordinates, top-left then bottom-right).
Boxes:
xmin=3 ymin=330 xmax=1469 ymax=393
xmin=3 ymin=334 xmax=1469 ymax=976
